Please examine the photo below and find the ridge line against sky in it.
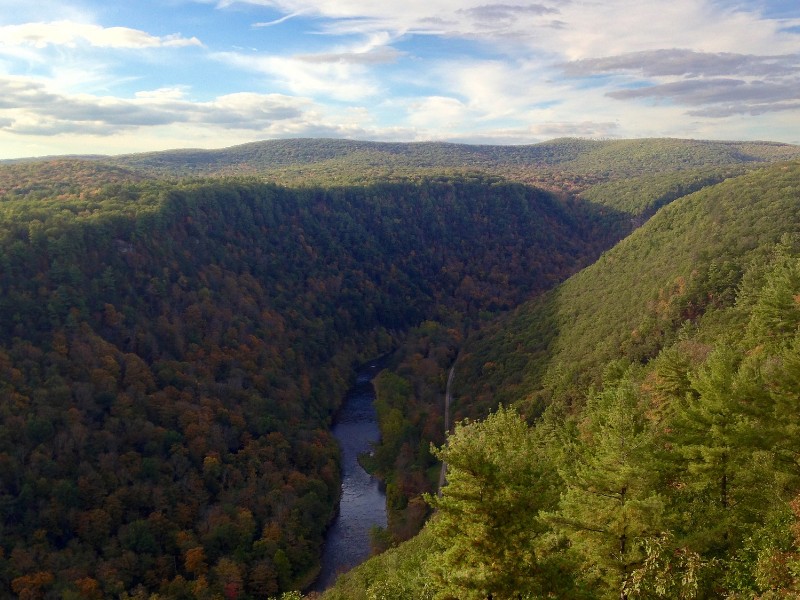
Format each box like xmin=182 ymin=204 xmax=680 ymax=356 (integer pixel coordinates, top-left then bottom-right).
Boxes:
xmin=0 ymin=0 xmax=798 ymax=158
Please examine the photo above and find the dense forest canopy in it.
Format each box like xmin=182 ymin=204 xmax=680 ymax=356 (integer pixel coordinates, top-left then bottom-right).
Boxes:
xmin=5 ymin=136 xmax=799 ymax=191
xmin=0 ymin=168 xmax=620 ymax=598
xmin=455 ymin=161 xmax=800 ymax=415
xmin=1 ymin=138 xmax=799 ymax=599
xmin=325 ymin=159 xmax=800 ymax=600
xmin=100 ymin=138 xmax=800 ymax=193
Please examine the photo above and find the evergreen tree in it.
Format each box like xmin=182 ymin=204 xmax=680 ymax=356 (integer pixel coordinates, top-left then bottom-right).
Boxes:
xmin=666 ymin=345 xmax=782 ymax=559
xmin=547 ymin=381 xmax=664 ymax=599
xmin=426 ymin=406 xmax=560 ymax=600
xmin=746 ymin=253 xmax=800 ymax=346
xmin=767 ymin=335 xmax=800 ymax=487
xmin=657 ymin=344 xmax=789 ymax=600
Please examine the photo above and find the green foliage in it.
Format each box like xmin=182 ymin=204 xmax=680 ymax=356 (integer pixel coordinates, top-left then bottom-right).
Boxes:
xmin=328 ymin=158 xmax=800 ymax=599
xmin=663 ymin=344 xmax=775 ymax=556
xmin=425 ymin=406 xmax=561 ymax=599
xmin=268 ymin=592 xmax=304 ymax=600
xmin=367 ymin=321 xmax=462 ymax=540
xmin=456 ymin=160 xmax=800 ymax=412
xmin=580 ymin=165 xmax=745 ymax=217
xmin=623 ymin=533 xmax=708 ymax=599
xmin=745 ymin=247 xmax=800 ymax=345
xmin=321 ymin=526 xmax=437 ymax=600
xmin=547 ymin=381 xmax=665 ymax=597
xmin=9 ymin=136 xmax=787 ymax=191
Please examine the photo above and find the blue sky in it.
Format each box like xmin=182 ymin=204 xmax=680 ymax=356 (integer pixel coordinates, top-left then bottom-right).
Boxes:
xmin=0 ymin=0 xmax=798 ymax=158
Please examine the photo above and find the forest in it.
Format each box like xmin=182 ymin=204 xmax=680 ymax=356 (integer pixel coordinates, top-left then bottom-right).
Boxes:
xmin=0 ymin=163 xmax=621 ymax=598
xmin=324 ymin=160 xmax=800 ymax=600
xmin=1 ymin=137 xmax=799 ymax=599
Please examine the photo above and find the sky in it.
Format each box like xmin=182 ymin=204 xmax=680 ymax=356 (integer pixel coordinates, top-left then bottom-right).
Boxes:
xmin=0 ymin=0 xmax=799 ymax=158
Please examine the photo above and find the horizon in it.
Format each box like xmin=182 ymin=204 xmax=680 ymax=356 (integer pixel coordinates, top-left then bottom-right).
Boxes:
xmin=3 ymin=134 xmax=800 ymax=163
xmin=1 ymin=0 xmax=799 ymax=159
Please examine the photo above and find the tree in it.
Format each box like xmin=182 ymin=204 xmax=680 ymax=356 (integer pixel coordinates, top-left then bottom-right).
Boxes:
xmin=426 ymin=406 xmax=558 ymax=600
xmin=11 ymin=571 xmax=55 ymax=600
xmin=622 ymin=533 xmax=706 ymax=599
xmin=666 ymin=345 xmax=778 ymax=558
xmin=548 ymin=382 xmax=664 ymax=599
xmin=766 ymin=335 xmax=800 ymax=485
xmin=746 ymin=252 xmax=800 ymax=346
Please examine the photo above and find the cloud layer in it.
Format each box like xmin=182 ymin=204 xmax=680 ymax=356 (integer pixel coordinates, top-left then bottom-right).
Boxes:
xmin=0 ymin=78 xmax=317 ymax=135
xmin=0 ymin=21 xmax=201 ymax=49
xmin=562 ymin=49 xmax=800 ymax=117
xmin=0 ymin=0 xmax=798 ymax=157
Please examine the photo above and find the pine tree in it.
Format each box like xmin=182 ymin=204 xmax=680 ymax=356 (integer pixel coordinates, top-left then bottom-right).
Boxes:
xmin=425 ymin=406 xmax=560 ymax=600
xmin=767 ymin=335 xmax=800 ymax=485
xmin=664 ymin=343 xmax=782 ymax=576
xmin=746 ymin=253 xmax=800 ymax=346
xmin=547 ymin=381 xmax=664 ymax=599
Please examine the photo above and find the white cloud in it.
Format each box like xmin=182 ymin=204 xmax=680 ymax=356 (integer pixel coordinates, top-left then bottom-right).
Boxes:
xmin=212 ymin=0 xmax=800 ymax=134
xmin=406 ymin=96 xmax=472 ymax=130
xmin=215 ymin=48 xmax=384 ymax=101
xmin=559 ymin=49 xmax=800 ymax=118
xmin=217 ymin=0 xmax=799 ymax=56
xmin=0 ymin=77 xmax=313 ymax=136
xmin=0 ymin=21 xmax=202 ymax=49
xmin=562 ymin=50 xmax=800 ymax=79
xmin=209 ymin=0 xmax=570 ymax=47
xmin=445 ymin=60 xmax=558 ymax=119
xmin=553 ymin=1 xmax=799 ymax=60
xmin=1 ymin=0 xmax=799 ymax=157
xmin=293 ymin=31 xmax=404 ymax=65
xmin=134 ymin=87 xmax=192 ymax=101
xmin=253 ymin=10 xmax=308 ymax=27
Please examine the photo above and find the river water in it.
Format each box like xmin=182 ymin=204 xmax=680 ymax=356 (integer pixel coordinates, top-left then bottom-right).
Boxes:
xmin=312 ymin=362 xmax=387 ymax=591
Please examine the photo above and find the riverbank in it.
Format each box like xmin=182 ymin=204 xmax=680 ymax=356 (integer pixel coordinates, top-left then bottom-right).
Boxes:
xmin=310 ymin=361 xmax=387 ymax=592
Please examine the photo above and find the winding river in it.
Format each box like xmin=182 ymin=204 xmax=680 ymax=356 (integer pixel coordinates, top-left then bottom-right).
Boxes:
xmin=312 ymin=362 xmax=387 ymax=591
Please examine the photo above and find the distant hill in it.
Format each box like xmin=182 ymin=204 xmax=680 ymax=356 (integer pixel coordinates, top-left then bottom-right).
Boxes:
xmin=104 ymin=137 xmax=799 ymax=172
xmin=104 ymin=137 xmax=800 ymax=190
xmin=0 ymin=159 xmax=148 ymax=199
xmin=4 ymin=136 xmax=799 ymax=197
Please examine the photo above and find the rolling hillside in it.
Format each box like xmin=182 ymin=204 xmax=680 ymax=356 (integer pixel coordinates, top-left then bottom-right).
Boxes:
xmin=103 ymin=137 xmax=800 ymax=177
xmin=324 ymin=158 xmax=800 ymax=599
xmin=0 ymin=174 xmax=615 ymax=598
xmin=454 ymin=160 xmax=800 ymax=417
xmin=104 ymin=138 xmax=800 ymax=191
xmin=1 ymin=138 xmax=799 ymax=599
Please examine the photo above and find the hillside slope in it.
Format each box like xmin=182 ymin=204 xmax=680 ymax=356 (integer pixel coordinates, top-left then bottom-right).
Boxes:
xmin=357 ymin=159 xmax=800 ymax=544
xmin=0 ymin=176 xmax=615 ymax=598
xmin=454 ymin=160 xmax=800 ymax=416
xmin=98 ymin=137 xmax=800 ymax=189
xmin=324 ymin=159 xmax=800 ymax=600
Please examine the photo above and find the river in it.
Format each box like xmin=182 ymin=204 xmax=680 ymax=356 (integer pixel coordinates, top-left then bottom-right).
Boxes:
xmin=312 ymin=361 xmax=387 ymax=592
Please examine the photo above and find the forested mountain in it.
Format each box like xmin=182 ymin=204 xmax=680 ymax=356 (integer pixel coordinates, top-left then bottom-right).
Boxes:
xmin=454 ymin=161 xmax=800 ymax=417
xmin=90 ymin=137 xmax=800 ymax=188
xmin=1 ymin=138 xmax=799 ymax=599
xmin=0 ymin=172 xmax=617 ymax=598
xmin=103 ymin=137 xmax=800 ymax=176
xmin=325 ymin=159 xmax=800 ymax=599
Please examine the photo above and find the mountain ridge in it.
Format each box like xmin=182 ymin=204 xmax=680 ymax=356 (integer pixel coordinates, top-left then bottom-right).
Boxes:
xmin=5 ymin=137 xmax=800 ymax=191
xmin=2 ymin=138 xmax=800 ymax=599
xmin=323 ymin=157 xmax=800 ymax=600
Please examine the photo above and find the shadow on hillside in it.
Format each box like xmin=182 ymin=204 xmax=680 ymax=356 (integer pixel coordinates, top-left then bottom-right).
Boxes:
xmin=448 ymin=193 xmax=632 ymax=424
